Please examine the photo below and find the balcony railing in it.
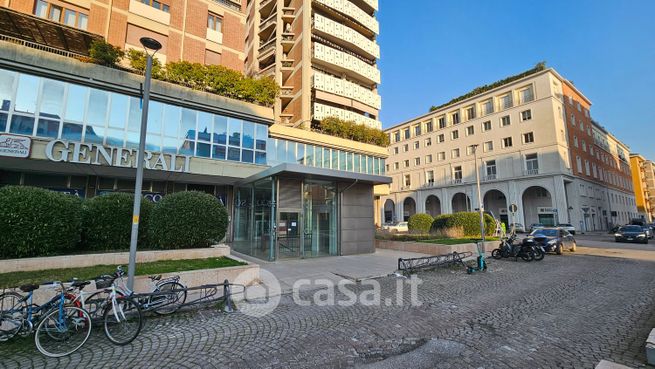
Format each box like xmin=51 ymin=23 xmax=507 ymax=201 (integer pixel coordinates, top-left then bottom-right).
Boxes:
xmin=452 ymin=178 xmax=463 ymax=185
xmin=0 ymin=34 xmax=87 ymax=59
xmin=312 ymin=13 xmax=380 ymax=59
xmin=312 ymin=42 xmax=380 ymax=84
xmin=209 ymin=0 xmax=242 ymax=11
xmin=312 ymin=70 xmax=381 ymax=109
xmin=525 ymin=168 xmax=539 ymax=175
xmin=314 ymin=0 xmax=379 ymax=34
xmin=313 ymin=102 xmax=380 ymax=129
xmin=483 ymin=174 xmax=497 ymax=181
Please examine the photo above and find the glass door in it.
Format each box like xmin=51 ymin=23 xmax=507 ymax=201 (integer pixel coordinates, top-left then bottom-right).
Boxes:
xmin=277 ymin=212 xmax=301 ymax=258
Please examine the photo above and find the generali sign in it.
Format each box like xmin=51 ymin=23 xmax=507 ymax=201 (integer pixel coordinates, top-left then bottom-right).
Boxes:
xmin=45 ymin=140 xmax=191 ymax=173
xmin=0 ymin=134 xmax=31 ymax=158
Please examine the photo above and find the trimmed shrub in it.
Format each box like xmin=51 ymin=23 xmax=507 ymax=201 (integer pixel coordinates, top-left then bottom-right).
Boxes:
xmin=407 ymin=213 xmax=434 ymax=234
xmin=313 ymin=117 xmax=390 ymax=147
xmin=89 ymin=40 xmax=124 ymax=66
xmin=149 ymin=191 xmax=228 ymax=249
xmin=82 ymin=192 xmax=154 ymax=251
xmin=0 ymin=186 xmax=82 ymax=259
xmin=431 ymin=212 xmax=495 ymax=237
xmin=126 ymin=49 xmax=163 ymax=77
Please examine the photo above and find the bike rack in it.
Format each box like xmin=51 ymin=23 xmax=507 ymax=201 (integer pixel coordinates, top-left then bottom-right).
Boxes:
xmin=397 ymin=251 xmax=472 ymax=275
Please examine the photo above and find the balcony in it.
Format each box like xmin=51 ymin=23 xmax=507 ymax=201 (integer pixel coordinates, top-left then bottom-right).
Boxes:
xmin=280 ymin=86 xmax=294 ymax=102
xmin=281 ymin=32 xmax=295 ymax=53
xmin=451 ymin=179 xmax=463 ymax=185
xmin=312 ymin=13 xmax=380 ymax=59
xmin=313 ymin=102 xmax=381 ymax=129
xmin=525 ymin=168 xmax=539 ymax=176
xmin=312 ymin=70 xmax=380 ymax=109
xmin=314 ymin=0 xmax=379 ymax=35
xmin=210 ymin=0 xmax=242 ymax=12
xmin=259 ymin=14 xmax=277 ymax=40
xmin=281 ymin=59 xmax=294 ymax=80
xmin=281 ymin=7 xmax=295 ymax=21
xmin=312 ymin=42 xmax=380 ymax=84
xmin=483 ymin=174 xmax=497 ymax=182
xmin=259 ymin=0 xmax=276 ymax=16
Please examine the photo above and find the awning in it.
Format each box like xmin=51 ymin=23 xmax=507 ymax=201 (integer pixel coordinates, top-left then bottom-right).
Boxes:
xmin=0 ymin=6 xmax=103 ymax=56
xmin=237 ymin=163 xmax=392 ymax=186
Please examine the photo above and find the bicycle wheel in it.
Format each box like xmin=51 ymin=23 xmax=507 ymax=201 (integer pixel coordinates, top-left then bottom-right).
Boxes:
xmin=491 ymin=249 xmax=502 ymax=259
xmin=84 ymin=290 xmax=125 ymax=320
xmin=34 ymin=306 xmax=92 ymax=358
xmin=0 ymin=292 xmax=26 ymax=341
xmin=103 ymin=296 xmax=143 ymax=345
xmin=152 ymin=282 xmax=187 ymax=315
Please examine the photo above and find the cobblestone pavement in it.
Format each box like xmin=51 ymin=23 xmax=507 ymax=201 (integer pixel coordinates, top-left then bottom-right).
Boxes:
xmin=2 ymin=253 xmax=655 ymax=369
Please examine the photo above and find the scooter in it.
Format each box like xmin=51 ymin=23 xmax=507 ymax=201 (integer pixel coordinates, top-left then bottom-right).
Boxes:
xmin=466 ymin=239 xmax=487 ymax=274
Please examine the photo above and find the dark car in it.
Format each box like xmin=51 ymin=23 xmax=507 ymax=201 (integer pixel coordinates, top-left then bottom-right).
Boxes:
xmin=615 ymin=225 xmax=649 ymax=244
xmin=522 ymin=228 xmax=577 ymax=255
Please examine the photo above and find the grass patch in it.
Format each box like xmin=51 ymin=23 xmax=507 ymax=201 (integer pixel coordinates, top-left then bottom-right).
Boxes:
xmin=419 ymin=237 xmax=500 ymax=245
xmin=0 ymin=257 xmax=246 ymax=289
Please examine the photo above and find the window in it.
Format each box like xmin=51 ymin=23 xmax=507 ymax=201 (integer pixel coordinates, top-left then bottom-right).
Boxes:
xmin=582 ymin=141 xmax=587 ymax=152
xmin=451 ymin=111 xmax=460 ymax=125
xmin=393 ymin=147 xmax=399 ymax=154
xmin=208 ymin=13 xmax=223 ymax=32
xmin=523 ymin=132 xmax=534 ymax=144
xmin=34 ymin=0 xmax=89 ymax=29
xmin=403 ymin=144 xmax=409 ymax=152
xmin=576 ymin=156 xmax=583 ymax=173
xmin=466 ymin=145 xmax=476 ymax=155
xmin=482 ymin=99 xmax=493 ymax=115
xmin=437 ymin=152 xmax=446 ymax=161
xmin=425 ymin=137 xmax=432 ymax=147
xmin=466 ymin=105 xmax=476 ymax=120
xmin=574 ymin=136 xmax=578 ymax=147
xmin=413 ymin=157 xmax=421 ymax=166
xmin=568 ymin=96 xmax=573 ymax=105
xmin=570 ymin=114 xmax=576 ymax=126
xmin=519 ymin=86 xmax=534 ymax=103
xmin=482 ymin=121 xmax=491 ymax=131
xmin=585 ymin=160 xmax=591 ymax=175
xmin=426 ymin=121 xmax=433 ymax=132
xmin=394 ymin=162 xmax=399 ymax=170
xmin=404 ymin=128 xmax=410 ymax=139
xmin=483 ymin=141 xmax=493 ymax=152
xmin=501 ymin=115 xmax=511 ymax=127
xmin=520 ymin=109 xmax=532 ymax=121
xmin=403 ymin=174 xmax=411 ymax=187
xmin=577 ymin=102 xmax=582 ymax=112
xmin=451 ymin=148 xmax=460 ymax=158
xmin=404 ymin=159 xmax=410 ymax=167
xmin=393 ymin=131 xmax=400 ymax=142
xmin=451 ymin=130 xmax=459 ymax=140
xmin=453 ymin=166 xmax=463 ymax=182
xmin=414 ymin=124 xmax=421 ymax=136
xmin=466 ymin=125 xmax=474 ymax=136
xmin=425 ymin=154 xmax=433 ymax=163
xmin=526 ymin=153 xmax=539 ymax=174
xmin=438 ymin=116 xmax=446 ymax=129
xmin=385 ymin=164 xmax=390 ymax=172
xmin=426 ymin=170 xmax=434 ymax=184
xmin=500 ymin=93 xmax=513 ymax=109
xmin=48 ymin=4 xmax=62 ymax=22
xmin=502 ymin=137 xmax=513 ymax=148
xmin=413 ymin=141 xmax=419 ymax=149
xmin=140 ymin=0 xmax=170 ymax=12
xmin=486 ymin=160 xmax=497 ymax=178
xmin=437 ymin=134 xmax=445 ymax=143
xmin=580 ymin=121 xmax=584 ymax=131
xmin=590 ymin=146 xmax=594 ymax=155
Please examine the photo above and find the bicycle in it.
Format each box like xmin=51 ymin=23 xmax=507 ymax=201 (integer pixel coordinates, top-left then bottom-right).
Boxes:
xmin=0 ymin=281 xmax=92 ymax=357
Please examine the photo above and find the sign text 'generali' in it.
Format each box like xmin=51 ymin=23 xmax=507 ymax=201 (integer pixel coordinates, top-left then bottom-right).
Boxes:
xmin=45 ymin=140 xmax=191 ymax=173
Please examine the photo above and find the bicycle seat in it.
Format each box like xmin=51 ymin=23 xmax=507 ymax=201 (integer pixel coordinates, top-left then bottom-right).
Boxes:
xmin=19 ymin=284 xmax=39 ymax=293
xmin=149 ymin=275 xmax=162 ymax=281
xmin=71 ymin=280 xmax=91 ymax=289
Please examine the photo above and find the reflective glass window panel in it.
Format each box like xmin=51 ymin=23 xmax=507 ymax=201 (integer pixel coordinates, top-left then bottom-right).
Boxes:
xmin=108 ymin=93 xmax=128 ymax=129
xmin=62 ymin=122 xmax=83 ymax=141
xmin=162 ymin=136 xmax=178 ymax=154
xmin=48 ymin=5 xmax=62 ymax=21
xmin=242 ymin=149 xmax=254 ymax=163
xmin=323 ymin=148 xmax=331 ymax=169
xmin=0 ymin=70 xmax=16 ymax=111
xmin=197 ymin=112 xmax=212 ymax=142
xmin=179 ymin=109 xmax=196 ymax=141
xmin=14 ymin=74 xmax=39 ymax=113
xmin=0 ymin=112 xmax=7 ymax=131
xmin=339 ymin=150 xmax=346 ymax=170
xmin=227 ymin=147 xmax=240 ymax=161
xmin=255 ymin=151 xmax=266 ymax=165
xmin=196 ymin=142 xmax=210 ymax=157
xmin=78 ymin=13 xmax=88 ymax=30
xmin=296 ymin=143 xmax=304 ymax=164
xmin=315 ymin=147 xmax=323 ymax=168
xmin=276 ymin=139 xmax=286 ymax=162
xmin=255 ymin=124 xmax=267 ymax=150
xmin=9 ymin=115 xmax=34 ymax=135
xmin=162 ymin=104 xmax=179 ymax=137
xmin=305 ymin=145 xmax=314 ymax=166
xmin=127 ymin=97 xmax=141 ymax=132
xmin=346 ymin=152 xmax=353 ymax=171
xmin=367 ymin=156 xmax=374 ymax=174
xmin=87 ymin=89 xmax=109 ymax=127
xmin=125 ymin=131 xmax=139 ymax=149
xmin=64 ymin=84 xmax=87 ymax=122
xmin=213 ymin=115 xmax=227 ymax=144
xmin=286 ymin=141 xmax=296 ymax=162
xmin=146 ymin=133 xmax=161 ymax=151
xmin=105 ymin=128 xmax=124 ymax=146
xmin=84 ymin=125 xmax=104 ymax=144
xmin=212 ymin=144 xmax=226 ymax=160
xmin=266 ymin=138 xmax=276 ymax=163
xmin=380 ymin=158 xmax=385 ymax=174
xmin=354 ymin=154 xmax=361 ymax=173
xmin=39 ymin=79 xmax=65 ymax=119
xmin=228 ymin=118 xmax=241 ymax=146
xmin=332 ymin=149 xmax=338 ymax=170
xmin=36 ymin=119 xmax=59 ymax=138
xmin=242 ymin=121 xmax=254 ymax=149
xmin=64 ymin=9 xmax=76 ymax=26
xmin=179 ymin=140 xmax=194 ymax=156
xmin=146 ymin=101 xmax=163 ymax=134
xmin=35 ymin=0 xmax=47 ymax=17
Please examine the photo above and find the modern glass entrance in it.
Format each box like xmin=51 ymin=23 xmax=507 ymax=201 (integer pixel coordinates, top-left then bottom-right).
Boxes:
xmin=302 ymin=180 xmax=337 ymax=257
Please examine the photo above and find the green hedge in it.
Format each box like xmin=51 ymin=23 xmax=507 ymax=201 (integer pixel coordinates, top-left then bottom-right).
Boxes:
xmin=0 ymin=186 xmax=82 ymax=259
xmin=89 ymin=40 xmax=124 ymax=66
xmin=149 ymin=191 xmax=228 ymax=249
xmin=431 ymin=212 xmax=495 ymax=237
xmin=313 ymin=117 xmax=390 ymax=147
xmin=407 ymin=213 xmax=434 ymax=234
xmin=82 ymin=192 xmax=154 ymax=251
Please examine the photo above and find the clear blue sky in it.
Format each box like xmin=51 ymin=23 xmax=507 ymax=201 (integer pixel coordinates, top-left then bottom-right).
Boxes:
xmin=376 ymin=0 xmax=655 ymax=159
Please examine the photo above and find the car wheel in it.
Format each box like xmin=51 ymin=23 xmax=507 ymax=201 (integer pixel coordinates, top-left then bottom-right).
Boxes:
xmin=556 ymin=244 xmax=563 ymax=255
xmin=570 ymin=241 xmax=576 ymax=252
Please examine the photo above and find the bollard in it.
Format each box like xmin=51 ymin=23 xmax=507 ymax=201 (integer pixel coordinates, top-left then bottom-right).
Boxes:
xmin=222 ymin=279 xmax=235 ymax=313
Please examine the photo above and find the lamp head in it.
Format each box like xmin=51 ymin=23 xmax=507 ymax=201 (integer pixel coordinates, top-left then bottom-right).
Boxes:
xmin=139 ymin=37 xmax=162 ymax=53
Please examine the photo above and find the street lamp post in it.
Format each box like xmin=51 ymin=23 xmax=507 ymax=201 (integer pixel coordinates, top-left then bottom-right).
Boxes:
xmin=127 ymin=37 xmax=162 ymax=290
xmin=473 ymin=144 xmax=485 ymax=243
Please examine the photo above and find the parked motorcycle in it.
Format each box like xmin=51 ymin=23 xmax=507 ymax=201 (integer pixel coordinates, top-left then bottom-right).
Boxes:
xmin=492 ymin=234 xmax=534 ymax=262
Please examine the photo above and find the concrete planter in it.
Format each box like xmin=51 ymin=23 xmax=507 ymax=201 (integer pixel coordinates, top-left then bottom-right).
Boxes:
xmin=375 ymin=239 xmax=499 ymax=256
xmin=0 ymin=245 xmax=231 ymax=273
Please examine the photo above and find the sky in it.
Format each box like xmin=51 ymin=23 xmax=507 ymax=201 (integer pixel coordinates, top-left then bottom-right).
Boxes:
xmin=376 ymin=0 xmax=655 ymax=159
